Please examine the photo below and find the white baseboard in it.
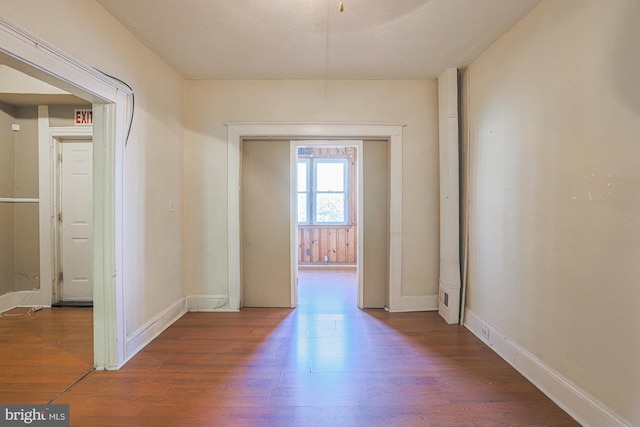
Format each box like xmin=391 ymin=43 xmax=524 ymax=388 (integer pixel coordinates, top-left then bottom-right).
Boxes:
xmin=0 ymin=290 xmax=50 ymax=313
xmin=386 ymin=294 xmax=439 ymax=312
xmin=464 ymin=309 xmax=632 ymax=427
xmin=125 ymin=298 xmax=187 ymax=360
xmin=0 ymin=292 xmax=16 ymax=313
xmin=186 ymin=294 xmax=239 ymax=312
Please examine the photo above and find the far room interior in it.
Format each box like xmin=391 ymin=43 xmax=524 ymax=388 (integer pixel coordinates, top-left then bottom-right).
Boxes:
xmin=0 ymin=64 xmax=95 ymax=362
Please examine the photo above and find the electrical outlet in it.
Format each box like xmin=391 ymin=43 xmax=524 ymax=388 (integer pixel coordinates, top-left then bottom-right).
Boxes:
xmin=481 ymin=324 xmax=490 ymax=340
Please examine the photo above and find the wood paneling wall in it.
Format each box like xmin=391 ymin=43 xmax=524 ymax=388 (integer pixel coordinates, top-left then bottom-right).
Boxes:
xmin=298 ymin=147 xmax=357 ymax=265
xmin=298 ymin=226 xmax=356 ymax=264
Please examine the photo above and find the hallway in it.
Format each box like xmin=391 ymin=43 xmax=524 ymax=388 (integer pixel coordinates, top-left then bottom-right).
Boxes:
xmin=1 ymin=270 xmax=577 ymax=426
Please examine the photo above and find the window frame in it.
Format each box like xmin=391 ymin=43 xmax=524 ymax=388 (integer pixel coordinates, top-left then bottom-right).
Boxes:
xmin=312 ymin=158 xmax=348 ymax=225
xmin=296 ymin=157 xmax=349 ymax=226
xmin=296 ymin=158 xmax=311 ymax=225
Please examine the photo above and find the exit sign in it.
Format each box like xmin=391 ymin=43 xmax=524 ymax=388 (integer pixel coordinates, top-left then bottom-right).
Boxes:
xmin=75 ymin=109 xmax=93 ymax=125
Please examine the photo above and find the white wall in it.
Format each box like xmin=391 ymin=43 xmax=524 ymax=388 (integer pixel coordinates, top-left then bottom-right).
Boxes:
xmin=0 ymin=103 xmax=16 ymax=296
xmin=465 ymin=0 xmax=640 ymax=425
xmin=183 ymin=80 xmax=440 ymax=304
xmin=13 ymin=107 xmax=39 ymax=292
xmin=1 ymin=1 xmax=184 ymax=338
xmin=0 ymin=65 xmax=69 ymax=95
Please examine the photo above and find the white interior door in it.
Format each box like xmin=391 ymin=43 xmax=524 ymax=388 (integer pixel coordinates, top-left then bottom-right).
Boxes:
xmin=60 ymin=141 xmax=93 ymax=301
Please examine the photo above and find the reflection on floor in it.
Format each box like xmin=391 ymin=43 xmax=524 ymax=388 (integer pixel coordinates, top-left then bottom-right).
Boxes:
xmin=0 ymin=270 xmax=578 ymax=426
xmin=297 ymin=268 xmax=357 ymax=313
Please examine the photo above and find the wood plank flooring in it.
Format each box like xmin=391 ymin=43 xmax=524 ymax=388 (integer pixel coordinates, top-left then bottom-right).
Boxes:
xmin=1 ymin=269 xmax=579 ymax=426
xmin=0 ymin=306 xmax=93 ymax=404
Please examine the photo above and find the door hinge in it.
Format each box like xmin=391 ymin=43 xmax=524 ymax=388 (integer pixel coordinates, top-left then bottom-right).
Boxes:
xmin=58 ymin=153 xmax=63 ymax=163
xmin=58 ymin=271 xmax=63 ymax=282
xmin=58 ymin=212 xmax=62 ymax=222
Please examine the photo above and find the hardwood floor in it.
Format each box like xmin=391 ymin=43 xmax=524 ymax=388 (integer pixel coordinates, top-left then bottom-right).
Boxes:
xmin=0 ymin=306 xmax=93 ymax=404
xmin=1 ymin=269 xmax=579 ymax=426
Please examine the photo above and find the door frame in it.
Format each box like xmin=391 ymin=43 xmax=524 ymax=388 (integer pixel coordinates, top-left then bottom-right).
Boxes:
xmin=50 ymin=131 xmax=94 ymax=303
xmin=290 ymin=140 xmax=364 ymax=308
xmin=1 ymin=16 xmax=132 ymax=369
xmin=227 ymin=123 xmax=406 ymax=311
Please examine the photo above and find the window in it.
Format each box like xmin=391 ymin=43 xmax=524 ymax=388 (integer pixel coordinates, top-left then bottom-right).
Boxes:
xmin=297 ymin=157 xmax=348 ymax=225
xmin=297 ymin=160 xmax=309 ymax=223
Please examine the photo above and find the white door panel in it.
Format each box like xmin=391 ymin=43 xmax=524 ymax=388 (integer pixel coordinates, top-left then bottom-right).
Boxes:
xmin=61 ymin=141 xmax=93 ymax=301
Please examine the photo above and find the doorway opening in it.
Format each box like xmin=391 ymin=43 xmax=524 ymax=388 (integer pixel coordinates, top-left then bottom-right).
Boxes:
xmin=293 ymin=142 xmax=361 ymax=308
xmin=1 ymin=17 xmax=133 ymax=368
xmin=228 ymin=122 xmax=404 ymax=312
xmin=0 ymin=68 xmax=95 ymax=363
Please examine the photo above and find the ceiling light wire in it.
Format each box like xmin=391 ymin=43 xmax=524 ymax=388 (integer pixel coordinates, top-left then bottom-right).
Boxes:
xmin=324 ymin=0 xmax=331 ymax=96
xmin=324 ymin=0 xmax=345 ymax=95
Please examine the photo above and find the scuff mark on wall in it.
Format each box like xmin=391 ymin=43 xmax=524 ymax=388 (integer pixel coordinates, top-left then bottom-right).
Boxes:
xmin=570 ymin=172 xmax=615 ymax=202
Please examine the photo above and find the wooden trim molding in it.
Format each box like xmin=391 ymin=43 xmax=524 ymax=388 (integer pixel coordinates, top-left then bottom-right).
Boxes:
xmin=0 ymin=198 xmax=39 ymax=203
xmin=226 ymin=123 xmax=416 ymax=311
